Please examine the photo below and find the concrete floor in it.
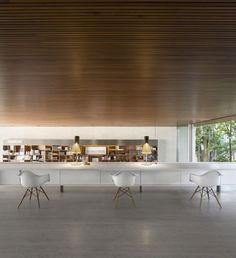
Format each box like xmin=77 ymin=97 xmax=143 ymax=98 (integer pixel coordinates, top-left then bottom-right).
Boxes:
xmin=0 ymin=185 xmax=236 ymax=258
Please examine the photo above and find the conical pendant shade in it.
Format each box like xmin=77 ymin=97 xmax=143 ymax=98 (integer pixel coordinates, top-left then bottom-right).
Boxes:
xmin=142 ymin=136 xmax=152 ymax=154
xmin=71 ymin=136 xmax=81 ymax=154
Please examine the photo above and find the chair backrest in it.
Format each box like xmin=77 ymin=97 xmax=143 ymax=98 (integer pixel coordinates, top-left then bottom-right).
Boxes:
xmin=19 ymin=170 xmax=50 ymax=187
xmin=191 ymin=170 xmax=221 ymax=187
xmin=112 ymin=171 xmax=136 ymax=187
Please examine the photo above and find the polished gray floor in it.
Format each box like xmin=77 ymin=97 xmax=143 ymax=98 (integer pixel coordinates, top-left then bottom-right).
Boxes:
xmin=0 ymin=185 xmax=236 ymax=258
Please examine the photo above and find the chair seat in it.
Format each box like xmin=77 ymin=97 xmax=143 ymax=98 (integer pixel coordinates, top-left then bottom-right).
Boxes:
xmin=19 ymin=170 xmax=50 ymax=187
xmin=190 ymin=170 xmax=221 ymax=187
xmin=112 ymin=171 xmax=136 ymax=187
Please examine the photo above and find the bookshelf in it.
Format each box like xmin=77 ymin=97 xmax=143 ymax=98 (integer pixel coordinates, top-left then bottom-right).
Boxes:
xmin=2 ymin=140 xmax=158 ymax=162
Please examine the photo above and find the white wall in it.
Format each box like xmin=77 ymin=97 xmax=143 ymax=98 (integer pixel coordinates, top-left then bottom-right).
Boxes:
xmin=0 ymin=126 xmax=177 ymax=162
xmin=177 ymin=126 xmax=189 ymax=162
xmin=155 ymin=127 xmax=177 ymax=162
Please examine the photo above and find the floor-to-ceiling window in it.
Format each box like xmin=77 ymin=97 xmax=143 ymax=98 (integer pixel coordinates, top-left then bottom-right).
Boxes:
xmin=195 ymin=120 xmax=236 ymax=162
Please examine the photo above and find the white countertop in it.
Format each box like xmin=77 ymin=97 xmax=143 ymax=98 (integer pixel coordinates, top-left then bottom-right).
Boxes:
xmin=1 ymin=162 xmax=236 ymax=171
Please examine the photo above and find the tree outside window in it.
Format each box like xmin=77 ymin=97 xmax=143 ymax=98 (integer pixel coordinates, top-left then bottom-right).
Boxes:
xmin=195 ymin=121 xmax=236 ymax=162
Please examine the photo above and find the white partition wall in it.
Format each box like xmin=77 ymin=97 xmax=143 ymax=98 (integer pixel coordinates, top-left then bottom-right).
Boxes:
xmin=177 ymin=125 xmax=193 ymax=162
xmin=155 ymin=127 xmax=177 ymax=162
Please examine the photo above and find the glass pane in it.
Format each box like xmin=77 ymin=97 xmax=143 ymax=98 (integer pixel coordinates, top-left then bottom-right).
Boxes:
xmin=195 ymin=120 xmax=236 ymax=162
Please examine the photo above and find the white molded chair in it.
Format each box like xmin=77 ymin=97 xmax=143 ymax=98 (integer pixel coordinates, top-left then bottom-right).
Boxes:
xmin=190 ymin=170 xmax=222 ymax=208
xmin=112 ymin=171 xmax=136 ymax=207
xmin=18 ymin=170 xmax=50 ymax=208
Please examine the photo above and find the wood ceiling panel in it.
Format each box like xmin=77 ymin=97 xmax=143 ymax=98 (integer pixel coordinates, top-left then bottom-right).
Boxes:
xmin=0 ymin=1 xmax=236 ymax=126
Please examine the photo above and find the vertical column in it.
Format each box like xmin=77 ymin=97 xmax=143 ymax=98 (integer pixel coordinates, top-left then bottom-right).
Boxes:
xmin=177 ymin=125 xmax=189 ymax=162
xmin=188 ymin=124 xmax=193 ymax=162
xmin=177 ymin=124 xmax=194 ymax=163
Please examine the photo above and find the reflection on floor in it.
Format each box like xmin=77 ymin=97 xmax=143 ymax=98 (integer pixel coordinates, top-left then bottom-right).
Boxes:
xmin=0 ymin=186 xmax=236 ymax=258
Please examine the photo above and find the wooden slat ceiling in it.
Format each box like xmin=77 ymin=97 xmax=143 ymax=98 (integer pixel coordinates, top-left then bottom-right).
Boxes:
xmin=0 ymin=1 xmax=236 ymax=126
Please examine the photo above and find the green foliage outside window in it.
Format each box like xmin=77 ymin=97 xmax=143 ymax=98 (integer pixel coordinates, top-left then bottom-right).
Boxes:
xmin=195 ymin=121 xmax=236 ymax=162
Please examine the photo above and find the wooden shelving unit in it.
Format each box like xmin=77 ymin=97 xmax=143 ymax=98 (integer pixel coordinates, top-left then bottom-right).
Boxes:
xmin=2 ymin=141 xmax=158 ymax=162
xmin=3 ymin=144 xmax=72 ymax=162
xmin=45 ymin=145 xmax=73 ymax=162
xmin=83 ymin=144 xmax=158 ymax=162
xmin=107 ymin=145 xmax=128 ymax=162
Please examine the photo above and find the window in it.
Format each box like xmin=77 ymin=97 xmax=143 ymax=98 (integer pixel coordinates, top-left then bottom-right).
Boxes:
xmin=195 ymin=120 xmax=236 ymax=162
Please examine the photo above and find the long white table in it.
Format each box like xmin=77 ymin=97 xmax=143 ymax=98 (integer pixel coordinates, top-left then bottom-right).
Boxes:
xmin=0 ymin=162 xmax=236 ymax=192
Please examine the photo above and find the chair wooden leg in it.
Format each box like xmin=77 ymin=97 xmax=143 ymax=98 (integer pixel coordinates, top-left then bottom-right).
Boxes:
xmin=35 ymin=187 xmax=40 ymax=208
xmin=40 ymin=186 xmax=50 ymax=200
xmin=113 ymin=187 xmax=120 ymax=200
xmin=206 ymin=187 xmax=210 ymax=200
xmin=29 ymin=188 xmax=33 ymax=200
xmin=211 ymin=188 xmax=222 ymax=208
xmin=128 ymin=187 xmax=136 ymax=207
xmin=190 ymin=186 xmax=200 ymax=200
xmin=114 ymin=187 xmax=136 ymax=207
xmin=200 ymin=187 xmax=204 ymax=208
xmin=115 ymin=188 xmax=121 ymax=207
xmin=18 ymin=188 xmax=29 ymax=208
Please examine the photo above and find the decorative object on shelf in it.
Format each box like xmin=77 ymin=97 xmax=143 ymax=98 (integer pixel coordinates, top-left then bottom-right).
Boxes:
xmin=142 ymin=136 xmax=152 ymax=162
xmin=71 ymin=136 xmax=81 ymax=163
xmin=85 ymin=146 xmax=106 ymax=155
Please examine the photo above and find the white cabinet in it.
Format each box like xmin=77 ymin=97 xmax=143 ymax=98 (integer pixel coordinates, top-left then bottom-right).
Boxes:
xmin=141 ymin=170 xmax=181 ymax=185
xmin=0 ymin=169 xmax=20 ymax=184
xmin=60 ymin=169 xmax=100 ymax=185
xmin=1 ymin=163 xmax=236 ymax=187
